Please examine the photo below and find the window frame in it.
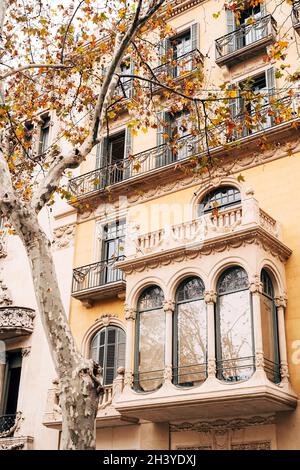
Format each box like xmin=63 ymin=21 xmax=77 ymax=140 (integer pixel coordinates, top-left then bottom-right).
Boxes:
xmin=173 ymin=277 xmax=207 ymax=387
xmin=216 ymin=266 xmax=255 ymax=383
xmin=90 ymin=325 xmax=126 ymax=386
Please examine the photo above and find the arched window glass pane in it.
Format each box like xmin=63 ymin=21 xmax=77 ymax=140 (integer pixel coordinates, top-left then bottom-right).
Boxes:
xmin=138 ymin=286 xmax=164 ymax=311
xmin=176 ymin=277 xmax=205 ymax=302
xmin=200 ymin=186 xmax=241 ymax=215
xmin=260 ymin=269 xmax=280 ymax=383
xmin=174 ymin=277 xmax=207 ymax=387
xmin=91 ymin=326 xmax=125 ymax=385
xmin=217 ymin=267 xmax=254 ymax=382
xmin=136 ymin=286 xmax=165 ymax=392
xmin=218 ymin=266 xmax=248 ymax=294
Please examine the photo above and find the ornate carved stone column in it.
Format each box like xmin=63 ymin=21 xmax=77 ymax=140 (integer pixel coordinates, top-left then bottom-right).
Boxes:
xmin=275 ymin=294 xmax=289 ymax=383
xmin=205 ymin=291 xmax=217 ymax=378
xmin=124 ymin=306 xmax=136 ymax=388
xmin=163 ymin=300 xmax=175 ymax=384
xmin=249 ymin=275 xmax=264 ymax=372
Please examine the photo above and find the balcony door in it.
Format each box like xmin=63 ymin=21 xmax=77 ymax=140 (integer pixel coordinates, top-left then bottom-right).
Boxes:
xmin=173 ymin=31 xmax=192 ymax=76
xmin=0 ymin=351 xmax=22 ymax=433
xmin=102 ymin=220 xmax=125 ymax=284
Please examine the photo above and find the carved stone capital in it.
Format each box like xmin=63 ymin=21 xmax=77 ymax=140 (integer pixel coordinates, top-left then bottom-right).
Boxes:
xmin=163 ymin=300 xmax=175 ymax=313
xmin=163 ymin=365 xmax=173 ymax=382
xmin=275 ymin=294 xmax=287 ymax=309
xmin=124 ymin=371 xmax=134 ymax=387
xmin=280 ymin=361 xmax=289 ymax=382
xmin=207 ymin=358 xmax=216 ymax=377
xmin=249 ymin=275 xmax=263 ymax=294
xmin=255 ymin=352 xmax=265 ymax=370
xmin=124 ymin=306 xmax=137 ymax=321
xmin=204 ymin=291 xmax=217 ymax=305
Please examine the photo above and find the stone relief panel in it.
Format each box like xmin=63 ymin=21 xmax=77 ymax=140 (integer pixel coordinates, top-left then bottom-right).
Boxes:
xmin=52 ymin=223 xmax=76 ymax=250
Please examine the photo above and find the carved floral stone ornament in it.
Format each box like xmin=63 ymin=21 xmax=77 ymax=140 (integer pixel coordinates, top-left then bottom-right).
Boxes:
xmin=163 ymin=300 xmax=175 ymax=312
xmin=124 ymin=306 xmax=136 ymax=321
xmin=0 ymin=231 xmax=7 ymax=259
xmin=249 ymin=274 xmax=263 ymax=294
xmin=0 ymin=307 xmax=35 ymax=332
xmin=95 ymin=313 xmax=118 ymax=326
xmin=52 ymin=223 xmax=76 ymax=250
xmin=0 ymin=278 xmax=12 ymax=307
xmin=204 ymin=291 xmax=217 ymax=304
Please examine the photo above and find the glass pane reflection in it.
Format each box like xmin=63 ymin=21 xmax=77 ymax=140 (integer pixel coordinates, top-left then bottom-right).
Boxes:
xmin=176 ymin=299 xmax=207 ymax=385
xmin=138 ymin=308 xmax=165 ymax=391
xmin=218 ymin=289 xmax=254 ymax=381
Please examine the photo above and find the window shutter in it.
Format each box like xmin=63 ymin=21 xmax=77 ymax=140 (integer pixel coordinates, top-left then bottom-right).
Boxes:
xmin=96 ymin=137 xmax=108 ymax=169
xmin=261 ymin=0 xmax=267 ymax=17
xmin=191 ymin=23 xmax=199 ymax=51
xmin=126 ymin=60 xmax=135 ymax=98
xmin=266 ymin=67 xmax=276 ymax=97
xmin=158 ymin=38 xmax=171 ymax=65
xmin=266 ymin=67 xmax=276 ymax=125
xmin=226 ymin=9 xmax=236 ymax=53
xmin=123 ymin=127 xmax=132 ymax=179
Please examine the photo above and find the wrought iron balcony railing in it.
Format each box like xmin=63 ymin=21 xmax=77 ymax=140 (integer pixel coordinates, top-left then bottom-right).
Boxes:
xmin=69 ymin=134 xmax=197 ymax=199
xmin=0 ymin=415 xmax=16 ymax=436
xmin=72 ymin=256 xmax=125 ymax=298
xmin=69 ymin=94 xmax=299 ymax=200
xmin=292 ymin=1 xmax=300 ymax=30
xmin=215 ymin=15 xmax=277 ymax=65
xmin=153 ymin=48 xmax=204 ymax=81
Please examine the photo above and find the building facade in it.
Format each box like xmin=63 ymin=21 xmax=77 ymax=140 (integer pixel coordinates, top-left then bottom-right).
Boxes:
xmin=1 ymin=0 xmax=300 ymax=450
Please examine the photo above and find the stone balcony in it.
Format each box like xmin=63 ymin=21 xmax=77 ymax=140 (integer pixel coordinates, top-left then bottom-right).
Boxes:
xmin=119 ymin=196 xmax=291 ymax=272
xmin=43 ymin=369 xmax=137 ymax=430
xmin=215 ymin=15 xmax=277 ymax=67
xmin=0 ymin=307 xmax=35 ymax=340
xmin=0 ymin=413 xmax=33 ymax=450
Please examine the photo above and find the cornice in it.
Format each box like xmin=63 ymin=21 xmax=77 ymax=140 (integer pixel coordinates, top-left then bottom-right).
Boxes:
xmin=117 ymin=227 xmax=292 ymax=274
xmin=170 ymin=414 xmax=275 ymax=433
xmin=163 ymin=0 xmax=205 ymax=18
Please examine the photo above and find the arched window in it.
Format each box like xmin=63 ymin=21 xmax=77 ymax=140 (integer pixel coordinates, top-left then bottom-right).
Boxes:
xmin=174 ymin=277 xmax=206 ymax=387
xmin=91 ymin=326 xmax=125 ymax=385
xmin=260 ymin=269 xmax=280 ymax=383
xmin=199 ymin=186 xmax=241 ymax=215
xmin=135 ymin=286 xmax=165 ymax=392
xmin=216 ymin=266 xmax=254 ymax=382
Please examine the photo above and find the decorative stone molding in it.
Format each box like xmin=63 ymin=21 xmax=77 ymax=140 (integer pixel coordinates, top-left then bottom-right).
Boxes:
xmin=163 ymin=365 xmax=173 ymax=382
xmin=231 ymin=441 xmax=271 ymax=450
xmin=170 ymin=415 xmax=275 ymax=433
xmin=0 ymin=279 xmax=12 ymax=307
xmin=118 ymin=228 xmax=292 ymax=275
xmin=52 ymin=223 xmax=76 ymax=250
xmin=0 ymin=307 xmax=35 ymax=339
xmin=255 ymin=352 xmax=265 ymax=370
xmin=124 ymin=306 xmax=137 ymax=321
xmin=124 ymin=371 xmax=134 ymax=387
xmin=275 ymin=294 xmax=288 ymax=309
xmin=163 ymin=300 xmax=175 ymax=313
xmin=280 ymin=362 xmax=290 ymax=381
xmin=249 ymin=275 xmax=263 ymax=294
xmin=0 ymin=232 xmax=7 ymax=259
xmin=95 ymin=313 xmax=118 ymax=327
xmin=207 ymin=358 xmax=216 ymax=378
xmin=204 ymin=291 xmax=217 ymax=305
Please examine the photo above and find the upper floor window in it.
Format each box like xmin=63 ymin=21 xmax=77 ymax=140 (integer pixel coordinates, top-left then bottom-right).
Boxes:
xmin=38 ymin=115 xmax=50 ymax=155
xmin=173 ymin=277 xmax=206 ymax=387
xmin=91 ymin=326 xmax=125 ymax=385
xmin=216 ymin=266 xmax=254 ymax=382
xmin=135 ymin=286 xmax=165 ymax=392
xmin=199 ymin=186 xmax=241 ymax=215
xmin=96 ymin=129 xmax=132 ymax=185
xmin=260 ymin=269 xmax=280 ymax=383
